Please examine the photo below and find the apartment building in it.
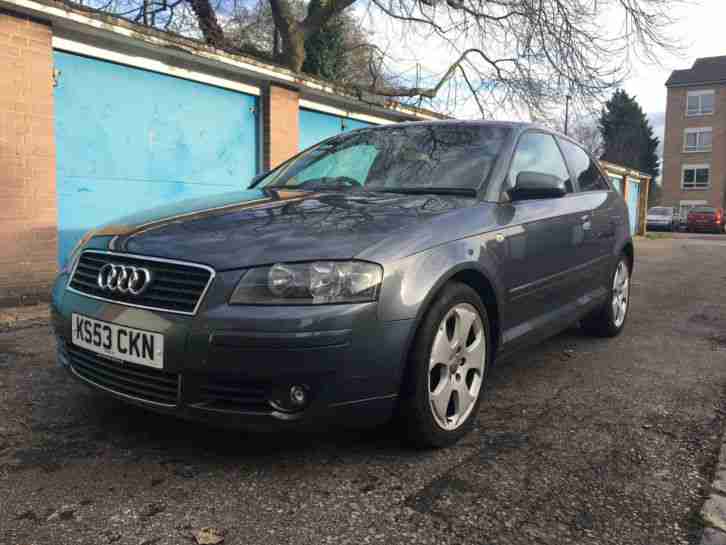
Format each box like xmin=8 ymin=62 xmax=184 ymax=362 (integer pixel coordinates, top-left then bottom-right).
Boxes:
xmin=662 ymin=56 xmax=726 ymax=217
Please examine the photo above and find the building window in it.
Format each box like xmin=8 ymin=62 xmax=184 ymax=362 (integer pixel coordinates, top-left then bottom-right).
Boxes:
xmin=684 ymin=127 xmax=712 ymax=152
xmin=682 ymin=164 xmax=710 ymax=190
xmin=686 ymin=90 xmax=715 ymax=116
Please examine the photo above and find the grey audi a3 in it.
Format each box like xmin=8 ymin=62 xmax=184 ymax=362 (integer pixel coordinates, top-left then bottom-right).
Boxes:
xmin=51 ymin=121 xmax=632 ymax=447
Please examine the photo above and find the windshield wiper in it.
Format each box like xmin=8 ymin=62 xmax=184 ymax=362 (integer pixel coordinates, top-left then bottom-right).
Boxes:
xmin=374 ymin=187 xmax=478 ymax=197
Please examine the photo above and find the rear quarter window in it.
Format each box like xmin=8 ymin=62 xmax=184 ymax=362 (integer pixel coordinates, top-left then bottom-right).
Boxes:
xmin=558 ymin=139 xmax=610 ymax=192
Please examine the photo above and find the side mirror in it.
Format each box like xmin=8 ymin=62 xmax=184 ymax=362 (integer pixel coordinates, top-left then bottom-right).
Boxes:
xmin=510 ymin=171 xmax=567 ymax=201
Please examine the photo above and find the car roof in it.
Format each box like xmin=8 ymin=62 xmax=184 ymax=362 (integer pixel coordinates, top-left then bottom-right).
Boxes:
xmin=383 ymin=119 xmax=550 ymax=131
xmin=357 ymin=119 xmax=571 ymax=143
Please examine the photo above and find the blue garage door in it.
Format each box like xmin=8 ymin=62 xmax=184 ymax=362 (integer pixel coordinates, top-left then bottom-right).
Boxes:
xmin=608 ymin=175 xmax=623 ymax=195
xmin=54 ymin=52 xmax=258 ymax=265
xmin=299 ymin=108 xmax=373 ymax=150
xmin=626 ymin=179 xmax=641 ymax=235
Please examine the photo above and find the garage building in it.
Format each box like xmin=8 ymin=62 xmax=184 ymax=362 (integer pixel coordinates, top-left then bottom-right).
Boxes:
xmin=0 ymin=0 xmax=440 ymax=305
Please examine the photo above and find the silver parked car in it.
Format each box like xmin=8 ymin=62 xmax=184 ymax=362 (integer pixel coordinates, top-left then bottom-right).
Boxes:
xmin=646 ymin=206 xmax=676 ymax=231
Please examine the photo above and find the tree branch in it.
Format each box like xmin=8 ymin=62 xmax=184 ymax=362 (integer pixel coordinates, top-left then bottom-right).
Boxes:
xmin=302 ymin=0 xmax=358 ymax=37
xmin=458 ymin=65 xmax=485 ymax=118
xmin=360 ymin=48 xmax=513 ymax=98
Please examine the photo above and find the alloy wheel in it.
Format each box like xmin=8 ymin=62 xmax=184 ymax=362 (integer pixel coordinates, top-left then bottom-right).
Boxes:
xmin=428 ymin=303 xmax=486 ymax=431
xmin=612 ymin=260 xmax=630 ymax=328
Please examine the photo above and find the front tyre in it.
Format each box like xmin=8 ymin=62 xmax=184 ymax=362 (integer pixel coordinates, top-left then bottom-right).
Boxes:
xmin=581 ymin=256 xmax=631 ymax=337
xmin=400 ymin=282 xmax=490 ymax=448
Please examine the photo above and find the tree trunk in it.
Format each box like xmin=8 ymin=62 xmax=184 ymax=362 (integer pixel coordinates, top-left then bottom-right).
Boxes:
xmin=278 ymin=25 xmax=306 ymax=72
xmin=269 ymin=0 xmax=307 ymax=72
xmin=268 ymin=0 xmax=358 ymax=73
xmin=186 ymin=0 xmax=227 ymax=49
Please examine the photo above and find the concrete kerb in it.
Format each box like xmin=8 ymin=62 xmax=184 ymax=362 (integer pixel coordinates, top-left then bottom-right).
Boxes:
xmin=701 ymin=440 xmax=726 ymax=544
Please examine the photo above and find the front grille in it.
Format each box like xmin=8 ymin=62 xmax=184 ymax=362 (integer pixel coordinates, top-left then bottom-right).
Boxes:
xmin=195 ymin=376 xmax=271 ymax=413
xmin=68 ymin=344 xmax=179 ymax=406
xmin=69 ymin=251 xmax=214 ymax=314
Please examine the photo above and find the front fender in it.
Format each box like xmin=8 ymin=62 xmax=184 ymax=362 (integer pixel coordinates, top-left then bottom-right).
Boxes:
xmin=376 ymin=234 xmax=506 ymax=324
xmin=376 ymin=235 xmax=506 ymax=390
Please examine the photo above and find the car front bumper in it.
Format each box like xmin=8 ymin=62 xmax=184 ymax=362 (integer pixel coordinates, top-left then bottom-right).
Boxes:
xmin=688 ymin=221 xmax=722 ymax=232
xmin=646 ymin=220 xmax=672 ymax=230
xmin=52 ymin=270 xmax=414 ymax=431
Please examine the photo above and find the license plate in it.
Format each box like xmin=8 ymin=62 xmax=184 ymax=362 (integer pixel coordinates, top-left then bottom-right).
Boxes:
xmin=71 ymin=313 xmax=164 ymax=369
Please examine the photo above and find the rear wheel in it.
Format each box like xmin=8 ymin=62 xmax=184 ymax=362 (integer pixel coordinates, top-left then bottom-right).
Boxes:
xmin=400 ymin=282 xmax=490 ymax=448
xmin=581 ymin=256 xmax=631 ymax=337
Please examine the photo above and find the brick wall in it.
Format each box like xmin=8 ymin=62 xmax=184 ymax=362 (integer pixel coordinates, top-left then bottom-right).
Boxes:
xmin=263 ymin=84 xmax=299 ymax=170
xmin=0 ymin=11 xmax=57 ymax=306
xmin=661 ymin=84 xmax=726 ymax=210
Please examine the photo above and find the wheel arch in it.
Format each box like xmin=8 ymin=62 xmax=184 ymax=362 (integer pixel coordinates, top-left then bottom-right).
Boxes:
xmin=397 ymin=263 xmax=502 ymax=398
xmin=448 ymin=269 xmax=501 ymax=358
xmin=620 ymin=240 xmax=634 ymax=274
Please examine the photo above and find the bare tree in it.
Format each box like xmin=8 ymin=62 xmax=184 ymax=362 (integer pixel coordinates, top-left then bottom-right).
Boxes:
xmin=74 ymin=0 xmax=680 ymax=116
xmin=223 ymin=0 xmax=378 ymax=85
xmin=569 ymin=118 xmax=604 ymax=157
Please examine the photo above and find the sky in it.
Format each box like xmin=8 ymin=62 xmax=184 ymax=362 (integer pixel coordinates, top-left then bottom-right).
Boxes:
xmin=620 ymin=1 xmax=726 ymax=146
xmin=359 ymin=0 xmax=726 ymax=149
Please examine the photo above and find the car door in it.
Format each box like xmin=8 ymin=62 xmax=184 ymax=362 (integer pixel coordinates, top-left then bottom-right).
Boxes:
xmin=495 ymin=131 xmax=593 ymax=346
xmin=557 ymin=138 xmax=619 ymax=295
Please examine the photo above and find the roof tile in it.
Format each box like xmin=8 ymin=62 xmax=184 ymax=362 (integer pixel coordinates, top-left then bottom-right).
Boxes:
xmin=666 ymin=55 xmax=726 ymax=86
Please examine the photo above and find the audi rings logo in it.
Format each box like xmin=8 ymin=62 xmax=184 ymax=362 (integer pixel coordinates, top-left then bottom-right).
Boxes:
xmin=97 ymin=264 xmax=153 ymax=295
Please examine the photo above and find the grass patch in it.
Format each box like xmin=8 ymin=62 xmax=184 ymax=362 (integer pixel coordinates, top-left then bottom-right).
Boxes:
xmin=643 ymin=232 xmax=674 ymax=240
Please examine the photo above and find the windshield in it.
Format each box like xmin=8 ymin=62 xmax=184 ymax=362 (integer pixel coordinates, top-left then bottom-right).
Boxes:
xmin=691 ymin=206 xmax=716 ymax=214
xmin=649 ymin=207 xmax=672 ymax=216
xmin=257 ymin=124 xmax=510 ymax=193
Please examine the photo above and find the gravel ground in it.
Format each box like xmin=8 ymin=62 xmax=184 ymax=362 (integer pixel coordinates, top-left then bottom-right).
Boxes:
xmin=1 ymin=236 xmax=726 ymax=545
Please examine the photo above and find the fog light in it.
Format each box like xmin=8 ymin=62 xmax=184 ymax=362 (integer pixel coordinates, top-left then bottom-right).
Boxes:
xmin=290 ymin=385 xmax=307 ymax=407
xmin=269 ymin=384 xmax=311 ymax=413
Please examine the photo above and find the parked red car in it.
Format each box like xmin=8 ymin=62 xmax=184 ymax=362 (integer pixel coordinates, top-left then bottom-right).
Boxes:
xmin=687 ymin=206 xmax=725 ymax=233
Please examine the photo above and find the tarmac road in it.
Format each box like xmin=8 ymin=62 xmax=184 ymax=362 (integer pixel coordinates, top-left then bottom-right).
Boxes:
xmin=1 ymin=235 xmax=726 ymax=545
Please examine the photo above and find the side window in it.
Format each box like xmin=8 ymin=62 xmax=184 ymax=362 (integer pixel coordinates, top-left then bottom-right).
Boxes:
xmin=509 ymin=132 xmax=571 ymax=191
xmin=558 ymin=139 xmax=610 ymax=191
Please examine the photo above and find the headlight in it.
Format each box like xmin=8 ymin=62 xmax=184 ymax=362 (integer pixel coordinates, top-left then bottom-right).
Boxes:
xmin=230 ymin=261 xmax=383 ymax=305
